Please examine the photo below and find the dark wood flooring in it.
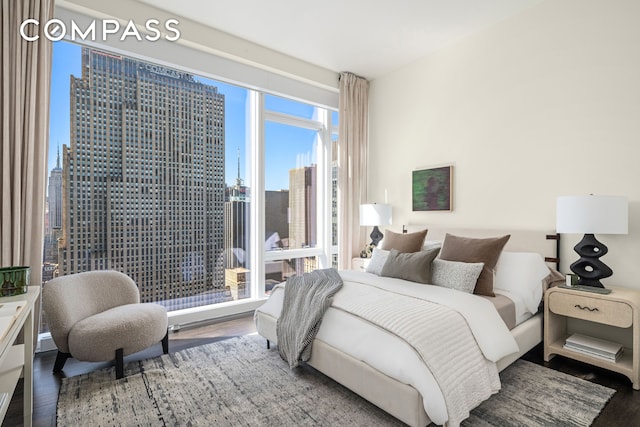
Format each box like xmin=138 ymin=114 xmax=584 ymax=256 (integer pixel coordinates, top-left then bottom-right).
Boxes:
xmin=3 ymin=314 xmax=639 ymax=426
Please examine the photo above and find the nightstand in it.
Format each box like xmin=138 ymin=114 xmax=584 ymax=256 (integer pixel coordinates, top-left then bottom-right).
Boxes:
xmin=544 ymin=285 xmax=640 ymax=389
xmin=351 ymin=257 xmax=371 ymax=272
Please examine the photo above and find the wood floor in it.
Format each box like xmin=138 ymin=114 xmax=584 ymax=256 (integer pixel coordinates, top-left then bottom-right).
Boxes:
xmin=3 ymin=313 xmax=639 ymax=426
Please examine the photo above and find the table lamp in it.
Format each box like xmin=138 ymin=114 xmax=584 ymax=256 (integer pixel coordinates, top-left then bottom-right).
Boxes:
xmin=359 ymin=203 xmax=392 ymax=246
xmin=556 ymin=195 xmax=628 ymax=288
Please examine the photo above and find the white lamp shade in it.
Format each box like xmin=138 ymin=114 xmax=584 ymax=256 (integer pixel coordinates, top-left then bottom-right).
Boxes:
xmin=359 ymin=204 xmax=392 ymax=226
xmin=556 ymin=195 xmax=628 ymax=234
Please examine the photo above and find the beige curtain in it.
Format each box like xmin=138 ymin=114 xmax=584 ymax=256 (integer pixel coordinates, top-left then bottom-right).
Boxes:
xmin=1 ymin=0 xmax=54 ymax=340
xmin=338 ymin=72 xmax=369 ymax=269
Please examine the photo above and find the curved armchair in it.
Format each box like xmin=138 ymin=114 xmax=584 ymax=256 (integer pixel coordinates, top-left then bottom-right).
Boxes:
xmin=43 ymin=270 xmax=168 ymax=379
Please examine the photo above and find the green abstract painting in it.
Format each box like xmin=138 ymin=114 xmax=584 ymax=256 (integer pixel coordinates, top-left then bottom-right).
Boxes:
xmin=412 ymin=166 xmax=452 ymax=211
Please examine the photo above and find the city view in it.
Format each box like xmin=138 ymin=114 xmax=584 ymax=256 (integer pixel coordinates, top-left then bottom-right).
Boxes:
xmin=42 ymin=42 xmax=337 ymax=331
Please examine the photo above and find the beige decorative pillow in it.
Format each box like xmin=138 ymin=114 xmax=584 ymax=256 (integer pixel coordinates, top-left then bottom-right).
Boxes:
xmin=439 ymin=233 xmax=510 ymax=297
xmin=379 ymin=229 xmax=428 ymax=253
xmin=380 ymin=248 xmax=440 ymax=284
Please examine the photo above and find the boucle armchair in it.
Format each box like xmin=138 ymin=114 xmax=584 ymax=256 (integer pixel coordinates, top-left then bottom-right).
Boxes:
xmin=43 ymin=270 xmax=168 ymax=379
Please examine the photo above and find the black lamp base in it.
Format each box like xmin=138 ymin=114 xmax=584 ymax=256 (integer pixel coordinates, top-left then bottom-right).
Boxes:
xmin=569 ymin=233 xmax=612 ymax=288
xmin=369 ymin=226 xmax=384 ymax=246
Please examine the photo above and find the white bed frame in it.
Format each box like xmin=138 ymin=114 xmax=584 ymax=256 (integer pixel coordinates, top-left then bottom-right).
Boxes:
xmin=254 ymin=227 xmax=558 ymax=427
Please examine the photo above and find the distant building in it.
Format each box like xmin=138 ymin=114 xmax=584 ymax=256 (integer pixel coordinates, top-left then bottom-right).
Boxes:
xmin=48 ymin=149 xmax=63 ymax=229
xmin=223 ymin=201 xmax=248 ymax=268
xmin=59 ymin=47 xmax=227 ymax=310
xmin=225 ymin=267 xmax=249 ymax=300
xmin=265 ymin=190 xmax=289 ymax=249
xmin=227 ymin=148 xmax=249 ymax=202
xmin=43 ymin=152 xmax=63 ymax=266
xmin=42 ymin=262 xmax=57 ymax=283
xmin=288 ymin=165 xmax=316 ymax=249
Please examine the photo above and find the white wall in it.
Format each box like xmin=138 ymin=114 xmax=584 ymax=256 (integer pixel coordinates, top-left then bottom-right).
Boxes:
xmin=368 ymin=0 xmax=640 ymax=289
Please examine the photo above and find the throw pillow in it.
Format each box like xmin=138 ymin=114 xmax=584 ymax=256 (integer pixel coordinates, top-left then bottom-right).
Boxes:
xmin=365 ymin=248 xmax=390 ymax=275
xmin=379 ymin=229 xmax=428 ymax=253
xmin=431 ymin=259 xmax=484 ymax=293
xmin=380 ymin=247 xmax=440 ymax=284
xmin=439 ymin=233 xmax=510 ymax=297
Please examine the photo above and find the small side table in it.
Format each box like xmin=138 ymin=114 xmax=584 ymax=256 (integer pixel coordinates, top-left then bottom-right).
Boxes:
xmin=351 ymin=257 xmax=371 ymax=272
xmin=544 ymin=285 xmax=640 ymax=389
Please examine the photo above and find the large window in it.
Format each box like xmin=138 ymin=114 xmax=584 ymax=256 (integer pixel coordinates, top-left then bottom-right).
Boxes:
xmin=41 ymin=41 xmax=337 ymax=333
xmin=263 ymin=95 xmax=325 ymax=290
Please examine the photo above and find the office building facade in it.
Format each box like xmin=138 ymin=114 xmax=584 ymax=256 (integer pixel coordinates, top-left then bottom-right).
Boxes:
xmin=59 ymin=48 xmax=226 ymax=310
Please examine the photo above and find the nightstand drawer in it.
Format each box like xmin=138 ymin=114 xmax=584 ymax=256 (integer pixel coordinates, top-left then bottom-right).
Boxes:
xmin=548 ymin=292 xmax=633 ymax=328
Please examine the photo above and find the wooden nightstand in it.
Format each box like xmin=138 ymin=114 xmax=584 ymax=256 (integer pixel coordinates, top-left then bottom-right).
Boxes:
xmin=544 ymin=285 xmax=640 ymax=389
xmin=351 ymin=257 xmax=371 ymax=272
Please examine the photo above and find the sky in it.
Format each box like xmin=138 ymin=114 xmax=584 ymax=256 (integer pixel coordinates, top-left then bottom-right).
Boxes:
xmin=47 ymin=41 xmax=336 ymax=192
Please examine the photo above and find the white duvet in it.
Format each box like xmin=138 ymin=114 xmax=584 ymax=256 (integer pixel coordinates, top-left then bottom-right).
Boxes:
xmin=257 ymin=270 xmax=519 ymax=425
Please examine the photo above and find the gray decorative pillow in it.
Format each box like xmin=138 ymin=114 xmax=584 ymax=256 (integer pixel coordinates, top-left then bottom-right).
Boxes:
xmin=365 ymin=248 xmax=390 ymax=275
xmin=380 ymin=248 xmax=440 ymax=284
xmin=431 ymin=258 xmax=484 ymax=293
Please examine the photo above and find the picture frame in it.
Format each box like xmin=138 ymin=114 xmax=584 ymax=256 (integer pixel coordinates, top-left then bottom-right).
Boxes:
xmin=412 ymin=165 xmax=453 ymax=211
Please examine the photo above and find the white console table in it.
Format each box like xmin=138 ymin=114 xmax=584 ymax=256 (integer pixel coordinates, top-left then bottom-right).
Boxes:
xmin=0 ymin=286 xmax=39 ymax=427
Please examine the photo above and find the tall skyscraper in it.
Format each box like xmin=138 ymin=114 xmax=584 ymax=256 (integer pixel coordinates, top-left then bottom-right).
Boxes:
xmin=288 ymin=165 xmax=316 ymax=249
xmin=59 ymin=48 xmax=226 ymax=310
xmin=43 ymin=150 xmax=63 ymax=267
xmin=227 ymin=148 xmax=248 ymax=202
xmin=48 ymin=149 xmax=63 ymax=230
xmin=223 ymin=149 xmax=249 ymax=269
xmin=288 ymin=165 xmax=317 ymax=275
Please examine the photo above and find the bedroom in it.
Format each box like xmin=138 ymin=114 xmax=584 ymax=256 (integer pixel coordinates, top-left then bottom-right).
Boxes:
xmin=2 ymin=0 xmax=640 ymax=425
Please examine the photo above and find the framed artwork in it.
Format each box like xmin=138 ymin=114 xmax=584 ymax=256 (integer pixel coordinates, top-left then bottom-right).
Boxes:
xmin=412 ymin=166 xmax=453 ymax=211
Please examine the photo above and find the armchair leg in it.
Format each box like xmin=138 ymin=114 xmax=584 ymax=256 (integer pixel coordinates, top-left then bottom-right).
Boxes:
xmin=53 ymin=351 xmax=71 ymax=373
xmin=161 ymin=330 xmax=169 ymax=354
xmin=115 ymin=348 xmax=124 ymax=379
xmin=267 ymin=339 xmax=270 ymax=350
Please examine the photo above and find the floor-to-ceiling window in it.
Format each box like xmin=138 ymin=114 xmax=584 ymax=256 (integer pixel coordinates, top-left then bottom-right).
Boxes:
xmin=41 ymin=40 xmax=338 ymax=336
xmin=263 ymin=95 xmax=325 ymax=293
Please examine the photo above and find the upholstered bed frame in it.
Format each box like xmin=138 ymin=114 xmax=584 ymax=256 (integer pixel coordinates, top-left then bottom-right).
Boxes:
xmin=254 ymin=227 xmax=558 ymax=427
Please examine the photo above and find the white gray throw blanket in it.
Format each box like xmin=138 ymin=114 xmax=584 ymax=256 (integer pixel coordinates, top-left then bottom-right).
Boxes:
xmin=276 ymin=268 xmax=343 ymax=369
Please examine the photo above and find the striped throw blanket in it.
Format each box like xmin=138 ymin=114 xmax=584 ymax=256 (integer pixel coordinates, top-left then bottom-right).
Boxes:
xmin=276 ymin=268 xmax=343 ymax=368
xmin=332 ymin=280 xmax=501 ymax=426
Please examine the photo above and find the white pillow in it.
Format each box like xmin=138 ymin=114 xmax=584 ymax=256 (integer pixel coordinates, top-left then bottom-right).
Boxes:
xmin=494 ymin=252 xmax=550 ymax=314
xmin=422 ymin=240 xmax=442 ymax=251
xmin=431 ymin=258 xmax=484 ymax=293
xmin=365 ymin=248 xmax=390 ymax=275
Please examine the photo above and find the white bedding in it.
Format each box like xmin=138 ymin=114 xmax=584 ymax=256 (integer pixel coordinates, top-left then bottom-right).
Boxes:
xmin=493 ymin=288 xmax=534 ymax=326
xmin=258 ymin=270 xmax=520 ymax=425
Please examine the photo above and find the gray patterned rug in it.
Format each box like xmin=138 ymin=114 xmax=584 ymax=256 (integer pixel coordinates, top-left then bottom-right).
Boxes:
xmin=57 ymin=334 xmax=614 ymax=426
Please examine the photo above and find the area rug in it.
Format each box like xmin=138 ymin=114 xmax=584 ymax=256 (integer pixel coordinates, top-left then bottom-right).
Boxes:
xmin=57 ymin=334 xmax=615 ymax=426
xmin=461 ymin=359 xmax=615 ymax=426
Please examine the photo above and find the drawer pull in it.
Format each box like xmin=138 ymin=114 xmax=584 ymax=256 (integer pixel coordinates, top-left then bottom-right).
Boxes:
xmin=574 ymin=304 xmax=599 ymax=312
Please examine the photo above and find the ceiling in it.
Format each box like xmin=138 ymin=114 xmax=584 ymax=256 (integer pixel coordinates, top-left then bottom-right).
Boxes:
xmin=136 ymin=0 xmax=544 ymax=79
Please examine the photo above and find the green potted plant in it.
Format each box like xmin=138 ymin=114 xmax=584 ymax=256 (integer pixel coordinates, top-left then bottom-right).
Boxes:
xmin=0 ymin=266 xmax=30 ymax=296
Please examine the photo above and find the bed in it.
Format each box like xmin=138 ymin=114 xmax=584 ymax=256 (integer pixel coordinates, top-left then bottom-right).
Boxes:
xmin=254 ymin=227 xmax=560 ymax=427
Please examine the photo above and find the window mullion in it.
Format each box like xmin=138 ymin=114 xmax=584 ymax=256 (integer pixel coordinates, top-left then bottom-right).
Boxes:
xmin=264 ymin=110 xmax=323 ymax=131
xmin=250 ymin=90 xmax=265 ymax=298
